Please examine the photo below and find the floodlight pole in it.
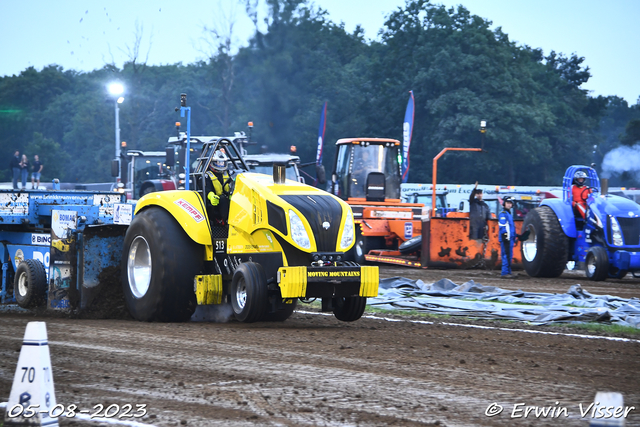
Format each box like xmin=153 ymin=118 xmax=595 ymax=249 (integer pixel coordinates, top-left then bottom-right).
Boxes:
xmin=178 ymin=93 xmax=191 ymax=190
xmin=115 ymin=100 xmax=121 ymax=180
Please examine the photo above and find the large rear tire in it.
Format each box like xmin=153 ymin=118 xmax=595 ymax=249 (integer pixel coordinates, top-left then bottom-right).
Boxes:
xmin=230 ymin=262 xmax=268 ymax=323
xmin=585 ymin=246 xmax=609 ymax=281
xmin=14 ymin=259 xmax=48 ymax=308
xmin=122 ymin=207 xmax=202 ymax=322
xmin=521 ymin=206 xmax=568 ymax=277
xmin=333 ymin=296 xmax=367 ymax=322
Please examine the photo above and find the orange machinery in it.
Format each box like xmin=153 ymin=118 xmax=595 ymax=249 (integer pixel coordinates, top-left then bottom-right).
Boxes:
xmin=328 ymin=138 xmax=426 ymax=264
xmin=365 ymin=147 xmax=524 ymax=269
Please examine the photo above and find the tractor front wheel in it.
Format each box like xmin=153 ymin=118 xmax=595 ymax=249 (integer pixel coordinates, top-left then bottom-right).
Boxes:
xmin=333 ymin=296 xmax=367 ymax=322
xmin=122 ymin=207 xmax=202 ymax=322
xmin=230 ymin=262 xmax=268 ymax=323
xmin=264 ymin=298 xmax=297 ymax=322
xmin=14 ymin=259 xmax=48 ymax=308
xmin=585 ymin=246 xmax=609 ymax=281
xmin=354 ymin=231 xmax=385 ymax=264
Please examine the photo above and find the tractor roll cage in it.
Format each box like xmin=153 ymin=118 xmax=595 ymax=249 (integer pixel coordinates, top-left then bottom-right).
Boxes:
xmin=562 ymin=165 xmax=600 ymax=205
xmin=191 ymin=137 xmax=249 ymax=202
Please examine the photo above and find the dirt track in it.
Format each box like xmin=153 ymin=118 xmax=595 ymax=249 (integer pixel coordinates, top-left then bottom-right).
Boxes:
xmin=1 ymin=266 xmax=639 ymax=426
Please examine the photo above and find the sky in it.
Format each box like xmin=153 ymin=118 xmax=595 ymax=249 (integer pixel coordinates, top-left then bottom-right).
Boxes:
xmin=1 ymin=0 xmax=639 ymax=105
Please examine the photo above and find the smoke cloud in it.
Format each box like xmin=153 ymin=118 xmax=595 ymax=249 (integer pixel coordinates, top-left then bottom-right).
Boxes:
xmin=191 ymin=303 xmax=234 ymax=322
xmin=601 ymin=144 xmax=640 ymax=181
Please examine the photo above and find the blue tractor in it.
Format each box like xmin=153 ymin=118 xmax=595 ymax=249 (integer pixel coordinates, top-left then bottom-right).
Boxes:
xmin=521 ymin=165 xmax=640 ymax=280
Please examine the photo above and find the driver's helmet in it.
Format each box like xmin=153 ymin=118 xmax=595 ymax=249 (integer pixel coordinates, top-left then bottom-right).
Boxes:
xmin=209 ymin=150 xmax=228 ymax=173
xmin=574 ymin=170 xmax=587 ymax=185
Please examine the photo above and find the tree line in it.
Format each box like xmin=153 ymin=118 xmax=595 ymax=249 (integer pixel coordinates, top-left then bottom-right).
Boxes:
xmin=1 ymin=0 xmax=639 ymax=186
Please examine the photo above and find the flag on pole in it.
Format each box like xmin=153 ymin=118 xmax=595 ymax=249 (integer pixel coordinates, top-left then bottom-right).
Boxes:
xmin=316 ymin=102 xmax=327 ymax=166
xmin=402 ymin=91 xmax=414 ymax=183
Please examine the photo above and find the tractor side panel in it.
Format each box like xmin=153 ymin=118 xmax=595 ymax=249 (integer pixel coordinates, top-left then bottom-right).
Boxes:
xmin=135 ymin=190 xmax=212 ymax=246
xmin=540 ymin=198 xmax=576 ymax=238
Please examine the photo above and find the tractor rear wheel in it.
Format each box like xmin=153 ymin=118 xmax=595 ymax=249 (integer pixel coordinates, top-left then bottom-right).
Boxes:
xmin=333 ymin=296 xmax=367 ymax=322
xmin=14 ymin=259 xmax=48 ymax=308
xmin=230 ymin=262 xmax=268 ymax=323
xmin=521 ymin=206 xmax=568 ymax=277
xmin=122 ymin=207 xmax=202 ymax=322
xmin=585 ymin=246 xmax=609 ymax=281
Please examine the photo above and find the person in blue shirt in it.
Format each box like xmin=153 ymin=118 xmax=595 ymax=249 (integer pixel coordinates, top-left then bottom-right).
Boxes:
xmin=498 ymin=196 xmax=528 ymax=277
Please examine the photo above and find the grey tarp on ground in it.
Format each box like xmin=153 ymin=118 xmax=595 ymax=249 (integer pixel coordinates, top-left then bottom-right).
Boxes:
xmin=368 ymin=277 xmax=640 ymax=328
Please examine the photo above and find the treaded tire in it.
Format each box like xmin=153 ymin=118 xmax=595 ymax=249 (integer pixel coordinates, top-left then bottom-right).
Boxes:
xmin=230 ymin=262 xmax=268 ymax=323
xmin=264 ymin=299 xmax=297 ymax=322
xmin=14 ymin=259 xmax=48 ymax=308
xmin=122 ymin=207 xmax=202 ymax=322
xmin=353 ymin=230 xmax=385 ymax=264
xmin=140 ymin=185 xmax=155 ymax=197
xmin=585 ymin=246 xmax=609 ymax=281
xmin=333 ymin=296 xmax=367 ymax=322
xmin=609 ymin=268 xmax=628 ymax=279
xmin=521 ymin=206 xmax=568 ymax=277
xmin=399 ymin=236 xmax=422 ymax=254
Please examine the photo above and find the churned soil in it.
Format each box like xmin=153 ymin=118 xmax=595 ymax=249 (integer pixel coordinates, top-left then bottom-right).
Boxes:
xmin=0 ymin=266 xmax=639 ymax=426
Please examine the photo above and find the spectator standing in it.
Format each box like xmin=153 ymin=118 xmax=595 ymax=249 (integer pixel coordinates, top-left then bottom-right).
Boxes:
xmin=31 ymin=154 xmax=43 ymax=189
xmin=468 ymin=182 xmax=491 ymax=240
xmin=498 ymin=196 xmax=529 ymax=278
xmin=19 ymin=154 xmax=29 ymax=190
xmin=9 ymin=150 xmax=20 ymax=190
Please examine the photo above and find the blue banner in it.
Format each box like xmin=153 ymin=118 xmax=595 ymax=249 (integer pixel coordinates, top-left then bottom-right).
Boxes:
xmin=316 ymin=102 xmax=327 ymax=165
xmin=402 ymin=91 xmax=414 ymax=183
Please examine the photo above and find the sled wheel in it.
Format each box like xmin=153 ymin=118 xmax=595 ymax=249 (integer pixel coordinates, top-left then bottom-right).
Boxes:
xmin=14 ymin=259 xmax=48 ymax=308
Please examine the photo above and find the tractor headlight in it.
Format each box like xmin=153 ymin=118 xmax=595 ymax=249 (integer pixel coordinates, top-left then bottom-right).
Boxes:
xmin=340 ymin=210 xmax=355 ymax=249
xmin=289 ymin=209 xmax=311 ymax=249
xmin=610 ymin=216 xmax=623 ymax=246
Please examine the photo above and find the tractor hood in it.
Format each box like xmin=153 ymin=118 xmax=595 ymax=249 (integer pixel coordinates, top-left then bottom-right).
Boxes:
xmin=228 ymin=173 xmax=355 ymax=253
xmin=589 ymin=193 xmax=640 ymax=221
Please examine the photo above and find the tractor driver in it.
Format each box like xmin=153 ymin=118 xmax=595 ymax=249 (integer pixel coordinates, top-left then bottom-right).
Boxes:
xmin=572 ymin=170 xmax=592 ymax=219
xmin=205 ymin=150 xmax=234 ymax=223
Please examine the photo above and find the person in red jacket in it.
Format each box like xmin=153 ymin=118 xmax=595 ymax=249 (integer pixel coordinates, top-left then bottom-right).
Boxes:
xmin=572 ymin=170 xmax=591 ymax=219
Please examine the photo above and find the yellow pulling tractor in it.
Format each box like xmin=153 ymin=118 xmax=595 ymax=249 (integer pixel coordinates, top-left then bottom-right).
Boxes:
xmin=122 ymin=136 xmax=379 ymax=322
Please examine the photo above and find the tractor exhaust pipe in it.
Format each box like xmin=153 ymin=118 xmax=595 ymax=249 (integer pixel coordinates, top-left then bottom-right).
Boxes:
xmin=601 ymin=178 xmax=608 ymax=195
xmin=273 ymin=163 xmax=286 ymax=184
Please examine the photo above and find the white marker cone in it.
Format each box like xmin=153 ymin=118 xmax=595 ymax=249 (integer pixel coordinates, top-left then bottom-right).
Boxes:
xmin=4 ymin=322 xmax=58 ymax=426
xmin=589 ymin=392 xmax=626 ymax=427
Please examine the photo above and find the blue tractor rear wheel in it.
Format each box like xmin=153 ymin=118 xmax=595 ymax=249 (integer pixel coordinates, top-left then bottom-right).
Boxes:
xmin=521 ymin=206 xmax=568 ymax=277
